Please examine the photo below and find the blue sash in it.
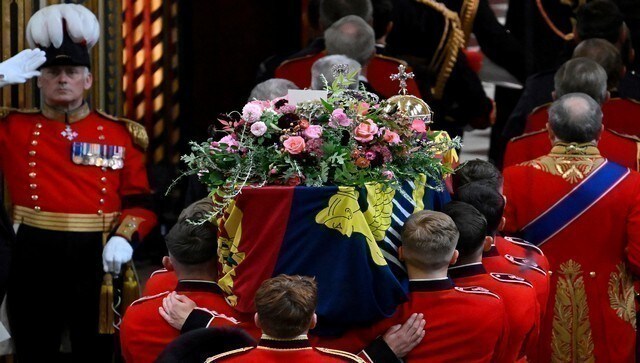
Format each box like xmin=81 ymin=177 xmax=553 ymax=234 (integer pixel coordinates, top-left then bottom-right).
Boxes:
xmin=521 ymin=161 xmax=629 ymax=246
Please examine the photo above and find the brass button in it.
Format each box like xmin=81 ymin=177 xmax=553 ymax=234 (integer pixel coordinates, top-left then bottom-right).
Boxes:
xmin=97 ymin=125 xmax=104 ymax=131
xmin=98 ymin=135 xmax=105 ymax=140
xmin=101 ymin=188 xmax=107 ymax=194
xmin=99 ymin=199 xmax=105 ymax=204
xmin=32 ymin=131 xmax=40 ymax=136
xmin=29 ymin=162 xmax=36 ymax=167
xmin=589 ymin=271 xmax=596 ymax=278
xmin=127 ymin=223 xmax=136 ymax=228
xmin=36 ymin=123 xmax=42 ymax=128
xmin=29 ymin=184 xmax=37 ymax=189
xmin=97 ymin=210 xmax=103 ymax=215
xmin=29 ymin=172 xmax=36 ymax=178
xmin=31 ymin=195 xmax=38 ymax=201
xmin=132 ymin=217 xmax=137 ymax=221
xmin=31 ymin=140 xmax=38 ymax=146
xmin=34 ymin=206 xmax=41 ymax=211
xmin=28 ymin=150 xmax=36 ymax=156
xmin=548 ymin=271 xmax=553 ymax=276
xmin=101 ymin=167 xmax=107 ymax=172
xmin=101 ymin=177 xmax=107 ymax=183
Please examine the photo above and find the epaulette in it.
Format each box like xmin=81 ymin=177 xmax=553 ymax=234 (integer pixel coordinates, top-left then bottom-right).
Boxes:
xmin=150 ymin=268 xmax=169 ymax=277
xmin=0 ymin=107 xmax=39 ymax=119
xmin=504 ymin=254 xmax=547 ymax=276
xmin=528 ymin=102 xmax=552 ymax=117
xmin=316 ymin=347 xmax=367 ymax=363
xmin=510 ymin=128 xmax=546 ymax=142
xmin=489 ymin=272 xmax=533 ymax=288
xmin=96 ymin=109 xmax=149 ymax=150
xmin=454 ymin=286 xmax=500 ymax=299
xmin=129 ymin=291 xmax=170 ymax=306
xmin=204 ymin=346 xmax=254 ymax=363
xmin=607 ymin=128 xmax=640 ymax=142
xmin=503 ymin=236 xmax=544 ymax=256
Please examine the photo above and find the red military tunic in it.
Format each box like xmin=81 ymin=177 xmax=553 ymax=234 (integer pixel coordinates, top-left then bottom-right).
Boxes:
xmin=142 ymin=268 xmax=178 ymax=296
xmin=321 ymin=278 xmax=510 ymax=363
xmin=120 ymin=280 xmax=241 ymax=363
xmin=483 ymin=236 xmax=551 ymax=319
xmin=524 ymin=98 xmax=640 ymax=137
xmin=449 ymin=263 xmax=540 ymax=363
xmin=0 ymin=103 xmax=156 ymax=237
xmin=275 ymin=53 xmax=422 ymax=98
xmin=205 ymin=336 xmax=365 ymax=362
xmin=504 ymin=128 xmax=640 ymax=171
xmin=503 ymin=144 xmax=640 ymax=362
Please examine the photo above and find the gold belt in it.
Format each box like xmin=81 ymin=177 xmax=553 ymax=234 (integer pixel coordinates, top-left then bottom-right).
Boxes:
xmin=13 ymin=205 xmax=120 ymax=232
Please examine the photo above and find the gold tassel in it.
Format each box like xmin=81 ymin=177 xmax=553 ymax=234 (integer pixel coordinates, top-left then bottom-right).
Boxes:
xmin=121 ymin=263 xmax=140 ymax=314
xmin=98 ymin=273 xmax=115 ymax=334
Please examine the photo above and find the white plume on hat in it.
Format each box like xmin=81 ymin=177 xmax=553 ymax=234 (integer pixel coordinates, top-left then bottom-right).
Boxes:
xmin=26 ymin=4 xmax=100 ymax=49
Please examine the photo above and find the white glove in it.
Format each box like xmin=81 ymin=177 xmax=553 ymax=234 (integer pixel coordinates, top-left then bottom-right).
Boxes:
xmin=102 ymin=236 xmax=133 ymax=275
xmin=0 ymin=49 xmax=46 ymax=88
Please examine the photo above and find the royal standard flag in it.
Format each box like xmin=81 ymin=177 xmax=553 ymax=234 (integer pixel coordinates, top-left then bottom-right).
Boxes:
xmin=216 ymin=178 xmax=450 ymax=335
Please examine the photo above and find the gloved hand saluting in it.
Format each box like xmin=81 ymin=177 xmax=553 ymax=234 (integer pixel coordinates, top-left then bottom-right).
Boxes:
xmin=0 ymin=49 xmax=46 ymax=87
xmin=102 ymin=236 xmax=133 ymax=275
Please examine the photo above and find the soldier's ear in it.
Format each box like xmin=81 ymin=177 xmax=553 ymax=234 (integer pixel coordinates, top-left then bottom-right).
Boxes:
xmin=398 ymin=246 xmax=404 ymax=261
xmin=83 ymin=71 xmax=93 ymax=90
xmin=254 ymin=313 xmax=262 ymax=329
xmin=449 ymin=250 xmax=459 ymax=266
xmin=498 ymin=217 xmax=506 ymax=232
xmin=309 ymin=313 xmax=318 ymax=329
xmin=162 ymin=256 xmax=174 ymax=271
xmin=483 ymin=236 xmax=493 ymax=252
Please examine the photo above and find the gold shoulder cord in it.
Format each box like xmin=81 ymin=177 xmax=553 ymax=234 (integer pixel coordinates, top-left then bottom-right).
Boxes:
xmin=414 ymin=0 xmax=466 ymax=100
xmin=459 ymin=0 xmax=479 ymax=44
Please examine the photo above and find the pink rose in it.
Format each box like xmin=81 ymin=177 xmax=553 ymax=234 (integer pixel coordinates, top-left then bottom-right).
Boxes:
xmin=411 ymin=119 xmax=427 ymax=133
xmin=383 ymin=129 xmax=401 ymax=145
xmin=382 ymin=170 xmax=395 ymax=180
xmin=283 ymin=136 xmax=306 ymax=154
xmin=304 ymin=125 xmax=323 ymax=139
xmin=365 ymin=151 xmax=377 ymax=161
xmin=353 ymin=120 xmax=379 ymax=143
xmin=242 ymin=101 xmax=265 ymax=123
xmin=250 ymin=121 xmax=267 ymax=136
xmin=331 ymin=108 xmax=352 ymax=127
xmin=215 ymin=135 xmax=239 ymax=152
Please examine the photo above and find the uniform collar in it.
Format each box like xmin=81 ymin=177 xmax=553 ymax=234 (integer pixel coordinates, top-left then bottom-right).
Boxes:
xmin=258 ymin=335 xmax=312 ymax=350
xmin=175 ymin=280 xmax=223 ymax=294
xmin=409 ymin=277 xmax=454 ymax=292
xmin=42 ymin=102 xmax=90 ymax=124
xmin=549 ymin=142 xmax=601 ymax=157
xmin=448 ymin=262 xmax=486 ymax=278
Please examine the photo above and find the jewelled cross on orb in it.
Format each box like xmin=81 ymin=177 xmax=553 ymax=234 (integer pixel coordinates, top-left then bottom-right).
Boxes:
xmin=390 ymin=64 xmax=415 ymax=95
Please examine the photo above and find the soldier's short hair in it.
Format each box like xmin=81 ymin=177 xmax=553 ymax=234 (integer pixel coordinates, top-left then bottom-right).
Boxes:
xmin=451 ymin=159 xmax=503 ymax=193
xmin=311 ymin=55 xmax=361 ymax=90
xmin=319 ymin=0 xmax=373 ymax=29
xmin=443 ymin=201 xmax=488 ymax=258
xmin=455 ymin=181 xmax=505 ymax=236
xmin=573 ymin=38 xmax=623 ymax=90
xmin=248 ymin=78 xmax=299 ymax=102
xmin=401 ymin=210 xmax=459 ymax=270
xmin=254 ymin=275 xmax=318 ymax=339
xmin=165 ymin=218 xmax=217 ymax=265
xmin=177 ymin=197 xmax=214 ymax=223
xmin=325 ymin=15 xmax=375 ymax=66
xmin=548 ymin=93 xmax=603 ymax=143
xmin=554 ymin=58 xmax=608 ymax=104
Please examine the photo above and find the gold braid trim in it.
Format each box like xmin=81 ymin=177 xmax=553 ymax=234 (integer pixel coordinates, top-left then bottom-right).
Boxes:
xmin=608 ymin=263 xmax=636 ymax=329
xmin=459 ymin=0 xmax=479 ymax=44
xmin=415 ymin=0 xmax=465 ymax=100
xmin=521 ymin=143 xmax=604 ymax=184
xmin=551 ymin=260 xmax=595 ymax=363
